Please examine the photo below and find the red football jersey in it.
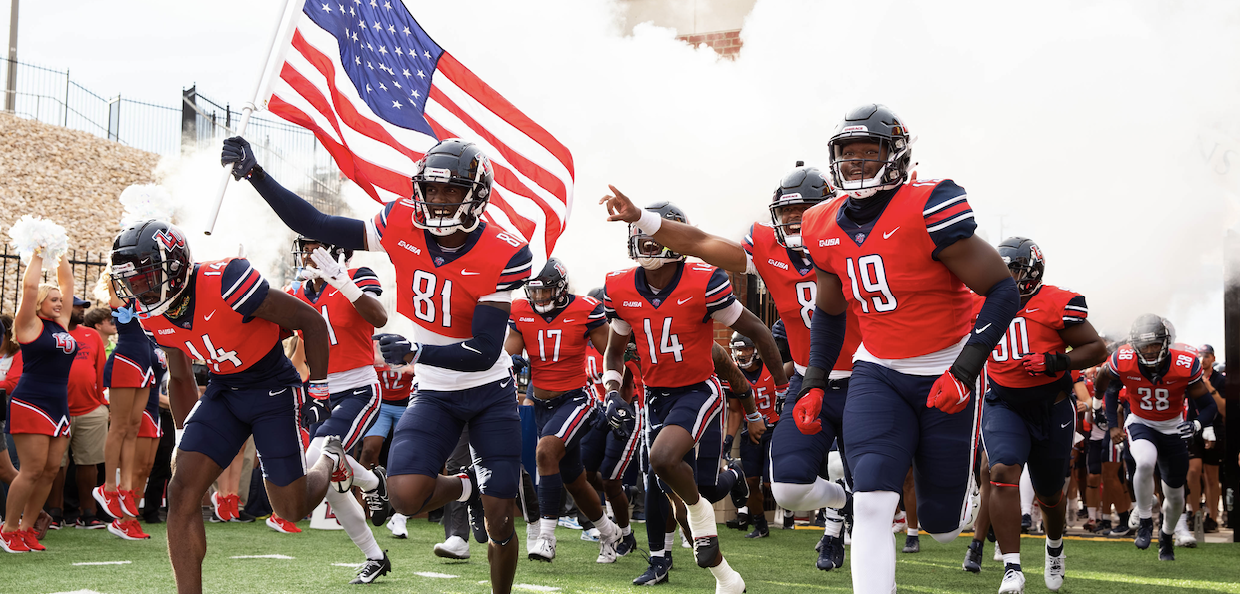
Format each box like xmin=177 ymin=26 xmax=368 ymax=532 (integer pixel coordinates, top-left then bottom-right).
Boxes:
xmin=1109 ymin=345 xmax=1202 ymax=423
xmin=373 ymin=201 xmax=531 ymax=340
xmin=287 ymin=268 xmax=383 ymax=374
xmin=744 ymin=222 xmax=860 ymax=372
xmin=375 ymin=364 xmax=414 ymax=403
xmin=584 ymin=344 xmax=605 ymax=401
xmin=802 ymin=179 xmax=976 ymax=360
xmin=741 ymin=363 xmax=780 ymax=424
xmin=984 ymin=284 xmax=1088 ymax=389
xmin=510 ymin=295 xmax=606 ymax=392
xmin=604 ymin=263 xmax=736 ymax=389
xmin=141 ymin=259 xmax=282 ymax=375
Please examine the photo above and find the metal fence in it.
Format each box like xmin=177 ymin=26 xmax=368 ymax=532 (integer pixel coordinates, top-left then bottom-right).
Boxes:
xmin=1 ymin=56 xmax=345 ymax=215
xmin=0 ymin=245 xmax=109 ymax=317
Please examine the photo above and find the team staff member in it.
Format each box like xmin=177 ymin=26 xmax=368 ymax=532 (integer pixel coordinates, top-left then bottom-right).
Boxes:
xmin=1 ymin=248 xmax=75 ymax=553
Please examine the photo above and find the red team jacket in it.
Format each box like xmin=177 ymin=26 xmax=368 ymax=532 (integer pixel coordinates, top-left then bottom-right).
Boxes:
xmin=744 ymin=221 xmax=860 ymax=373
xmin=802 ymin=179 xmax=976 ymax=360
xmin=984 ymin=284 xmax=1089 ymax=389
xmin=287 ymin=268 xmax=383 ymax=374
xmin=604 ymin=263 xmax=737 ymax=389
xmin=510 ymin=295 xmax=607 ymax=392
xmin=1109 ymin=344 xmax=1203 ymax=423
xmin=141 ymin=259 xmax=282 ymax=376
xmin=372 ymin=201 xmax=530 ymax=341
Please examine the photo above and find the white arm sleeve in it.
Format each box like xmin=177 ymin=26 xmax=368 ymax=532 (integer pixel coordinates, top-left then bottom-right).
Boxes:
xmin=710 ymin=300 xmax=744 ymax=327
xmin=744 ymin=251 xmax=757 ymax=276
xmin=478 ymin=291 xmax=513 ymax=304
xmin=610 ymin=318 xmax=633 ymax=336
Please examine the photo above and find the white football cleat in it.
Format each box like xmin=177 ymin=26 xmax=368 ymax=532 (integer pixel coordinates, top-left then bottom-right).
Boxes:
xmin=994 ymin=542 xmax=1004 ymax=561
xmin=433 ymin=535 xmax=470 ymax=560
xmin=386 ymin=513 xmax=408 ymax=539
xmin=1044 ymin=547 xmax=1065 ymax=591
xmin=528 ymin=537 xmax=556 ymax=562
xmin=998 ymin=566 xmax=1025 ymax=594
xmin=597 ymin=524 xmax=621 ymax=564
xmin=526 ymin=522 xmax=541 ymax=556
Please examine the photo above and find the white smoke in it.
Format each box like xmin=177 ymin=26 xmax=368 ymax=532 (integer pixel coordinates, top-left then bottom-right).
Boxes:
xmin=154 ymin=0 xmax=1240 ymax=352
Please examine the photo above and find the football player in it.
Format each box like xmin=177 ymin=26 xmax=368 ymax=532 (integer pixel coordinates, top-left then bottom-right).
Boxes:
xmin=1102 ymin=315 xmax=1217 ymax=561
xmin=110 ymin=220 xmax=344 ymax=593
xmin=599 ymin=201 xmax=784 ymax=594
xmin=976 ymin=237 xmax=1107 ymax=593
xmin=722 ymin=332 xmax=779 ymax=539
xmin=799 ymin=104 xmax=1021 ymax=594
xmin=599 ymin=164 xmax=859 ymax=571
xmin=224 ymin=136 xmax=531 ymax=594
xmin=285 ymin=236 xmax=392 ymax=584
xmin=505 ymin=258 xmax=630 ymax=563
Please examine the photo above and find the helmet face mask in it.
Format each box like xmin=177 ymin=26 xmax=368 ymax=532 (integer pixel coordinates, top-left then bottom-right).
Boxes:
xmin=997 ymin=237 xmax=1045 ymax=299
xmin=770 ymin=165 xmax=833 ymax=249
xmin=410 ymin=140 xmax=493 ymax=237
xmin=292 ymin=236 xmax=351 ymax=280
xmin=1129 ymin=314 xmax=1171 ymax=369
xmin=628 ymin=201 xmax=688 ymax=270
xmin=827 ymin=104 xmax=912 ymax=199
xmin=110 ymin=221 xmax=192 ymax=318
xmin=525 ymin=257 xmax=570 ymax=314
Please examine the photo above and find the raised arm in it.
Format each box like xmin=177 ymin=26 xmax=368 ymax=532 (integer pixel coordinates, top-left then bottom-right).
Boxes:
xmin=599 ymin=185 xmax=749 ymax=274
xmin=15 ymin=253 xmax=47 ymax=343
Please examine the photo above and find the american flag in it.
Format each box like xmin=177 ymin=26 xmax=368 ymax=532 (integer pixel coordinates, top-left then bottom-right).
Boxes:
xmin=263 ymin=0 xmax=574 ymax=260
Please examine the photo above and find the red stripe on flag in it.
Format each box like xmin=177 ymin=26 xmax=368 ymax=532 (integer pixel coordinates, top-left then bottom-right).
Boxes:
xmin=423 ymin=114 xmax=538 ymax=240
xmin=437 ymin=53 xmax=574 ymax=179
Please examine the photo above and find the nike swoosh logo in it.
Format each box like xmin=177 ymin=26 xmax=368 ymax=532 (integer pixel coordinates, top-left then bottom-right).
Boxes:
xmin=563 ymin=319 xmax=575 ymax=323
xmin=883 ymin=227 xmax=900 ymax=239
xmin=353 ymin=389 xmax=368 ymax=395
xmin=269 ymin=388 xmax=286 ymax=396
xmin=462 ymin=344 xmax=482 ymax=354
xmin=1061 ymin=421 xmax=1072 ymax=429
xmin=677 ymin=297 xmax=692 ymax=305
xmin=975 ymin=323 xmax=991 ymax=335
xmin=1025 ymin=308 xmax=1039 ymax=313
xmin=205 ymin=310 xmax=217 ymax=321
xmin=328 ymin=290 xmax=339 ymax=297
xmin=461 ymin=270 xmax=481 ymax=276
xmin=500 ymin=379 xmax=511 ymax=388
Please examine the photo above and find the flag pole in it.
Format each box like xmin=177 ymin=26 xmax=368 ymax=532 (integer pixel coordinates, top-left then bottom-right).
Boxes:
xmin=203 ymin=0 xmax=305 ymax=235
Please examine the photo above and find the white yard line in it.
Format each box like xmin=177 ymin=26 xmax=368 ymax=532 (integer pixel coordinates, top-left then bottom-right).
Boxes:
xmin=515 ymin=585 xmax=561 ymax=592
xmin=72 ymin=561 xmax=132 ymax=566
xmin=414 ymin=571 xmax=460 ymax=578
xmin=228 ymin=554 xmax=294 ymax=559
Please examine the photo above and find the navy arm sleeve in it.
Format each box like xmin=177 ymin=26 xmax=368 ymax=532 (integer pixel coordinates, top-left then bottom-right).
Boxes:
xmin=415 ymin=303 xmax=510 ymax=373
xmin=1104 ymin=366 xmax=1123 ymax=428
xmin=807 ymin=306 xmax=846 ymax=373
xmin=951 ymin=276 xmax=1020 ymax=385
xmin=1192 ymin=388 xmax=1218 ymax=428
xmin=249 ymin=173 xmax=367 ymax=250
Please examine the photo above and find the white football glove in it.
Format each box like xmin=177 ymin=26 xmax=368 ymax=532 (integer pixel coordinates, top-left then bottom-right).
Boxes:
xmin=309 ymin=247 xmax=362 ymax=302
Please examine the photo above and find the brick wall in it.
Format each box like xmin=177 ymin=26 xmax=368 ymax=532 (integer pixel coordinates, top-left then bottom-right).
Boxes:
xmin=678 ymin=29 xmax=743 ymax=59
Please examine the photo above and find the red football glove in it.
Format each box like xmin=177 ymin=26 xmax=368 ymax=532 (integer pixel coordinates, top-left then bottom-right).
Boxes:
xmin=794 ymin=388 xmax=824 ymax=435
xmin=1023 ymin=352 xmax=1069 ymax=376
xmin=926 ymin=371 xmax=972 ymax=414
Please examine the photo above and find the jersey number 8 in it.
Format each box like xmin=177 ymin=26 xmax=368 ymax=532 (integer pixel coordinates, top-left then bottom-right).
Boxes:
xmin=411 ymin=270 xmax=453 ymax=328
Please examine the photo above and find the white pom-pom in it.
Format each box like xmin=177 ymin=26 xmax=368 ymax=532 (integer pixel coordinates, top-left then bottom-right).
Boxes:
xmin=8 ymin=215 xmax=69 ymax=270
xmin=92 ymin=270 xmax=113 ymax=306
xmin=119 ymin=184 xmax=176 ymax=225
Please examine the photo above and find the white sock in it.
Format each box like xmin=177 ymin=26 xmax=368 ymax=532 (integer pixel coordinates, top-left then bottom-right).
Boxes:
xmin=651 ymin=548 xmax=665 ymax=558
xmin=1161 ymin=483 xmax=1185 ymax=535
xmin=540 ymin=518 xmax=557 ymax=540
xmin=1046 ymin=537 xmax=1062 ymax=550
xmin=664 ymin=531 xmax=675 ymax=551
xmin=456 ymin=476 xmax=473 ymax=503
xmin=621 ymin=524 xmax=632 ymax=537
xmin=851 ymin=491 xmax=899 ymax=594
xmin=907 ymin=526 xmax=919 ymax=537
xmin=592 ymin=513 xmax=618 ymax=538
xmin=1088 ymin=506 xmax=1098 ymax=521
xmin=824 ymin=507 xmax=844 ymax=537
xmin=325 ymin=487 xmax=385 ymax=560
xmin=1020 ymin=468 xmax=1034 ymax=516
xmin=737 ymin=505 xmax=749 ymax=515
xmin=1003 ymin=552 xmax=1021 ymax=567
xmin=686 ymin=497 xmax=717 ymax=539
xmin=708 ymin=557 xmax=740 ymax=582
xmin=1130 ymin=439 xmax=1157 ymax=519
xmin=350 ymin=457 xmax=378 ymax=492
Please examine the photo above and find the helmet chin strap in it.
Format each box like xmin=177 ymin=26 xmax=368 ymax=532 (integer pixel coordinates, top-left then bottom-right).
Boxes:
xmin=637 ymin=257 xmax=666 ymax=270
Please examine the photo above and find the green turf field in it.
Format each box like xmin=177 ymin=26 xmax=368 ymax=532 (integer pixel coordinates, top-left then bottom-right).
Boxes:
xmin=4 ymin=518 xmax=1240 ymax=593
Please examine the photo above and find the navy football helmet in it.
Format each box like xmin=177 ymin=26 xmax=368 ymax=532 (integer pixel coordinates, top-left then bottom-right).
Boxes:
xmin=827 ymin=104 xmax=913 ymax=198
xmin=526 ymin=257 xmax=570 ymax=314
xmin=628 ymin=201 xmax=688 ymax=270
xmin=410 ymin=139 xmax=493 ymax=236
xmin=997 ymin=237 xmax=1045 ymax=299
xmin=770 ymin=163 xmax=833 ymax=249
xmin=110 ymin=220 xmax=193 ymax=318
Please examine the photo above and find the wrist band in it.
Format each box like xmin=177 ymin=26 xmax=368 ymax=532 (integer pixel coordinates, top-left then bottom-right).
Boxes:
xmin=602 ymin=369 xmax=623 ymax=388
xmin=338 ymin=280 xmax=364 ymax=303
xmin=745 ymin=411 xmax=763 ymax=423
xmin=635 ymin=208 xmax=663 ymax=235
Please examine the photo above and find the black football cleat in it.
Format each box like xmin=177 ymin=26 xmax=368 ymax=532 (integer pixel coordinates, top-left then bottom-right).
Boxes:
xmin=633 ymin=555 xmax=671 ymax=586
xmin=963 ymin=540 xmax=983 ymax=573
xmin=349 ymin=551 xmax=392 ymax=584
xmin=1134 ymin=518 xmax=1154 ymax=550
xmin=365 ymin=466 xmax=392 ymax=527
xmin=1158 ymin=531 xmax=1175 ymax=561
